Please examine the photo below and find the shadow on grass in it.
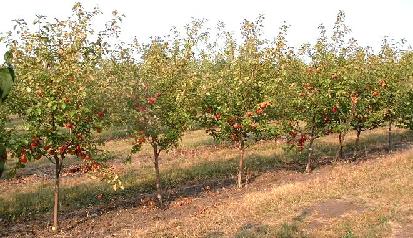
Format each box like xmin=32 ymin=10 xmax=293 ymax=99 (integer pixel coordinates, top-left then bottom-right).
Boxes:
xmin=0 ymin=150 xmax=292 ymax=233
xmin=290 ymin=129 xmax=413 ymax=168
xmin=231 ymin=222 xmax=307 ymax=238
xmin=204 ymin=211 xmax=309 ymax=238
xmin=0 ymin=129 xmax=412 ymax=235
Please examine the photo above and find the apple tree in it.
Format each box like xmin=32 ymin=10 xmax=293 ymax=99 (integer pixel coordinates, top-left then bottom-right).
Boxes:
xmin=126 ymin=34 xmax=196 ymax=206
xmin=5 ymin=3 xmax=123 ymax=231
xmin=347 ymin=49 xmax=384 ymax=153
xmin=200 ymin=17 xmax=278 ymax=188
xmin=374 ymin=40 xmax=405 ymax=151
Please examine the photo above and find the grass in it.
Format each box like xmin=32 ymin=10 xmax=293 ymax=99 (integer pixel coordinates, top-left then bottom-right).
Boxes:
xmin=232 ymin=220 xmax=307 ymax=238
xmin=0 ymin=127 xmax=412 ymax=237
xmin=0 ymin=145 xmax=281 ymax=220
xmin=147 ymin=148 xmax=412 ymax=237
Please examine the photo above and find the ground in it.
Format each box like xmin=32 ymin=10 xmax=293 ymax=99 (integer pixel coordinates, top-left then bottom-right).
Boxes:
xmin=0 ymin=128 xmax=412 ymax=237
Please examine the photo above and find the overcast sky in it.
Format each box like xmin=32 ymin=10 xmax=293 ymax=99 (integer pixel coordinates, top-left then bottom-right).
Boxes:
xmin=0 ymin=0 xmax=412 ymax=62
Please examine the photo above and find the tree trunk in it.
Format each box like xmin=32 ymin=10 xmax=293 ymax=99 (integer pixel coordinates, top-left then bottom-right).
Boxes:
xmin=354 ymin=128 xmax=362 ymax=158
xmin=388 ymin=120 xmax=392 ymax=152
xmin=52 ymin=155 xmax=60 ymax=232
xmin=237 ymin=140 xmax=245 ymax=188
xmin=305 ymin=137 xmax=315 ymax=173
xmin=0 ymin=143 xmax=6 ymax=178
xmin=153 ymin=144 xmax=162 ymax=207
xmin=50 ymin=111 xmax=61 ymax=232
xmin=355 ymin=128 xmax=361 ymax=148
xmin=338 ymin=132 xmax=344 ymax=160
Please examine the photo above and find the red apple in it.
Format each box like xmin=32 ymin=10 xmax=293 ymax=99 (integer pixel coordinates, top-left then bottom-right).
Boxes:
xmin=97 ymin=111 xmax=105 ymax=118
xmin=20 ymin=152 xmax=28 ymax=164
xmin=147 ymin=97 xmax=157 ymax=105
xmin=245 ymin=111 xmax=254 ymax=117
xmin=59 ymin=145 xmax=67 ymax=155
xmin=233 ymin=123 xmax=242 ymax=129
xmin=256 ymin=108 xmax=264 ymax=115
xmin=64 ymin=122 xmax=74 ymax=129
xmin=259 ymin=102 xmax=269 ymax=109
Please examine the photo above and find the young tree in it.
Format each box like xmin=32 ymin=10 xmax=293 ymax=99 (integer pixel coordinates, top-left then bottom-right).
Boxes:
xmin=281 ymin=21 xmax=346 ymax=172
xmin=375 ymin=39 xmax=405 ymax=151
xmin=127 ymin=37 xmax=193 ymax=207
xmin=281 ymin=11 xmax=369 ymax=168
xmin=6 ymin=3 xmax=123 ymax=231
xmin=348 ymin=49 xmax=384 ymax=153
xmin=200 ymin=17 xmax=277 ymax=188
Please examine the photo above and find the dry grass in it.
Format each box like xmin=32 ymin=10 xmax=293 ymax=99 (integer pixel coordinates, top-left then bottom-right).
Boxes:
xmin=132 ymin=149 xmax=413 ymax=237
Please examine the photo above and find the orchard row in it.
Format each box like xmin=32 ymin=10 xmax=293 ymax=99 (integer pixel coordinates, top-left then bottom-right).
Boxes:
xmin=0 ymin=4 xmax=412 ymax=231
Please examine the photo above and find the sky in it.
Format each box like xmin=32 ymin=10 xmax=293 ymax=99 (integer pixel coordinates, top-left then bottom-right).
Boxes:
xmin=0 ymin=0 xmax=412 ymax=62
